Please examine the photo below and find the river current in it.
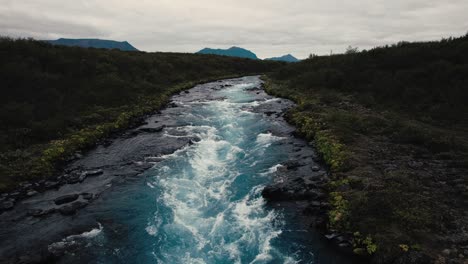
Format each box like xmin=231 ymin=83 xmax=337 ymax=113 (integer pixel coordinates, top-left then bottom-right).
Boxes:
xmin=1 ymin=76 xmax=351 ymax=264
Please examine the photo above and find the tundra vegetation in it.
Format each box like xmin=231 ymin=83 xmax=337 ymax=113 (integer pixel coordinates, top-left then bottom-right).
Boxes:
xmin=264 ymin=34 xmax=468 ymax=262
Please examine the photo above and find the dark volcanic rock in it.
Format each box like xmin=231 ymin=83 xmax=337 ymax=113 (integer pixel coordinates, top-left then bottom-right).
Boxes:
xmin=84 ymin=169 xmax=104 ymax=177
xmin=1 ymin=200 xmax=14 ymax=211
xmin=391 ymin=251 xmax=432 ymax=264
xmin=54 ymin=194 xmax=79 ymax=205
xmin=64 ymin=172 xmax=86 ymax=184
xmin=261 ymin=186 xmax=286 ymax=201
xmin=282 ymin=160 xmax=304 ymax=170
xmin=26 ymin=190 xmax=38 ymax=197
xmin=262 ymin=185 xmax=325 ymax=201
xmin=81 ymin=193 xmax=94 ymax=200
xmin=138 ymin=126 xmax=166 ymax=133
xmin=58 ymin=201 xmax=89 ymax=215
xmin=44 ymin=181 xmax=59 ymax=189
xmin=27 ymin=208 xmax=56 ymax=217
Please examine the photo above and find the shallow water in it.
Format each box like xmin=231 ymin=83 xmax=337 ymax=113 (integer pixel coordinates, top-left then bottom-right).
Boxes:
xmin=49 ymin=76 xmax=352 ymax=264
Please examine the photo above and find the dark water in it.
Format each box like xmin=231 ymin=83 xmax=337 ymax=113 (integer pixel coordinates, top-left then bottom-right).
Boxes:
xmin=41 ymin=76 xmax=352 ymax=264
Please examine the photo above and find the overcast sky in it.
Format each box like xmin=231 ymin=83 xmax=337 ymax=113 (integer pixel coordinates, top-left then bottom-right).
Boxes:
xmin=1 ymin=0 xmax=467 ymax=59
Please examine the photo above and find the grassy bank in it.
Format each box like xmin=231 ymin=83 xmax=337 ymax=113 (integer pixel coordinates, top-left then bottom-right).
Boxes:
xmin=21 ymin=75 xmax=240 ymax=188
xmin=0 ymin=37 xmax=282 ymax=191
xmin=264 ymin=34 xmax=468 ymax=263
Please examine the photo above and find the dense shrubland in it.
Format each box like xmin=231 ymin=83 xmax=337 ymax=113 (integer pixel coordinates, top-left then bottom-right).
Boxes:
xmin=265 ymin=34 xmax=468 ymax=262
xmin=271 ymin=34 xmax=468 ymax=123
xmin=0 ymin=37 xmax=282 ymax=190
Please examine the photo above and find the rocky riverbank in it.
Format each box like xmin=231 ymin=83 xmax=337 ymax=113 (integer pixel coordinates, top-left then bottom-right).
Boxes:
xmin=262 ymin=77 xmax=468 ymax=264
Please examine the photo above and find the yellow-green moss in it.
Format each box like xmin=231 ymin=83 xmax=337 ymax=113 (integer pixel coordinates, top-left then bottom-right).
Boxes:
xmin=353 ymin=232 xmax=378 ymax=255
xmin=329 ymin=191 xmax=350 ymax=230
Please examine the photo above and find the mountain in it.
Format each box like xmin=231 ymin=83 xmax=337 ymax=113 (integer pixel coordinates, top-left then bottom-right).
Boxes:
xmin=197 ymin=46 xmax=258 ymax=60
xmin=265 ymin=54 xmax=299 ymax=62
xmin=47 ymin=38 xmax=138 ymax=51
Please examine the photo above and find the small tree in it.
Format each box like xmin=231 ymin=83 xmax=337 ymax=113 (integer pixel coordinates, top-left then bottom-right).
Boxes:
xmin=308 ymin=53 xmax=318 ymax=59
xmin=345 ymin=45 xmax=359 ymax=54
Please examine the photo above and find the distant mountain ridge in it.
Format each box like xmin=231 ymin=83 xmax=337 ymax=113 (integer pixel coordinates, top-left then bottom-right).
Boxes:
xmin=265 ymin=54 xmax=299 ymax=62
xmin=47 ymin=38 xmax=138 ymax=51
xmin=197 ymin=47 xmax=298 ymax=62
xmin=197 ymin=46 xmax=258 ymax=60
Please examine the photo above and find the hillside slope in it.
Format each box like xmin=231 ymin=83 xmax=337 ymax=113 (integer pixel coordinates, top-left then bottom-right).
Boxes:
xmin=0 ymin=38 xmax=280 ymax=191
xmin=264 ymin=34 xmax=468 ymax=263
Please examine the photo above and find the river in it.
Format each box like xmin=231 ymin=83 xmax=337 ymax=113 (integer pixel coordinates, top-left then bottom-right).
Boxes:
xmin=0 ymin=76 xmax=352 ymax=264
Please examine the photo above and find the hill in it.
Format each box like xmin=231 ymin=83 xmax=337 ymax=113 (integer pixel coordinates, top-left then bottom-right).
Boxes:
xmin=265 ymin=54 xmax=299 ymax=62
xmin=264 ymin=34 xmax=468 ymax=262
xmin=0 ymin=37 xmax=281 ymax=191
xmin=197 ymin=46 xmax=258 ymax=60
xmin=47 ymin=38 xmax=139 ymax=51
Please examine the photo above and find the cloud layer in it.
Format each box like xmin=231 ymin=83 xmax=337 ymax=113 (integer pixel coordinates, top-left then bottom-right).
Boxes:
xmin=1 ymin=0 xmax=467 ymax=58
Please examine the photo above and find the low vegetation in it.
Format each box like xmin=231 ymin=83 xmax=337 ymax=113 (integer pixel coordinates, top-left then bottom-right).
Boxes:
xmin=0 ymin=37 xmax=282 ymax=191
xmin=265 ymin=34 xmax=468 ymax=263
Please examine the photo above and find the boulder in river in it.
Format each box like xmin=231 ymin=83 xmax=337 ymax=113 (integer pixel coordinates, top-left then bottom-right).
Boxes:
xmin=81 ymin=192 xmax=94 ymax=200
xmin=54 ymin=194 xmax=79 ymax=205
xmin=83 ymin=169 xmax=104 ymax=177
xmin=58 ymin=201 xmax=89 ymax=215
xmin=26 ymin=190 xmax=38 ymax=197
xmin=44 ymin=181 xmax=59 ymax=189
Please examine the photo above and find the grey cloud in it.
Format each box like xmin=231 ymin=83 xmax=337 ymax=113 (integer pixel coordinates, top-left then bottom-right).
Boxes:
xmin=1 ymin=0 xmax=467 ymax=59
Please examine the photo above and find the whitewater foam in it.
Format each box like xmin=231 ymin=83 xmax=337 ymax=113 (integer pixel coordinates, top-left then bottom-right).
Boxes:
xmin=48 ymin=223 xmax=103 ymax=254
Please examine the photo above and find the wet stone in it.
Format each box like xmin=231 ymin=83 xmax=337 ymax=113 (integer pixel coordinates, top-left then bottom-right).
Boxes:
xmin=54 ymin=194 xmax=79 ymax=205
xmin=28 ymin=208 xmax=56 ymax=217
xmin=9 ymin=192 xmax=21 ymax=198
xmin=26 ymin=190 xmax=38 ymax=196
xmin=138 ymin=126 xmax=166 ymax=133
xmin=81 ymin=193 xmax=94 ymax=200
xmin=325 ymin=233 xmax=339 ymax=240
xmin=20 ymin=183 xmax=33 ymax=189
xmin=84 ymin=169 xmax=104 ymax=177
xmin=1 ymin=200 xmax=14 ymax=211
xmin=58 ymin=201 xmax=88 ymax=215
xmin=44 ymin=181 xmax=59 ymax=189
